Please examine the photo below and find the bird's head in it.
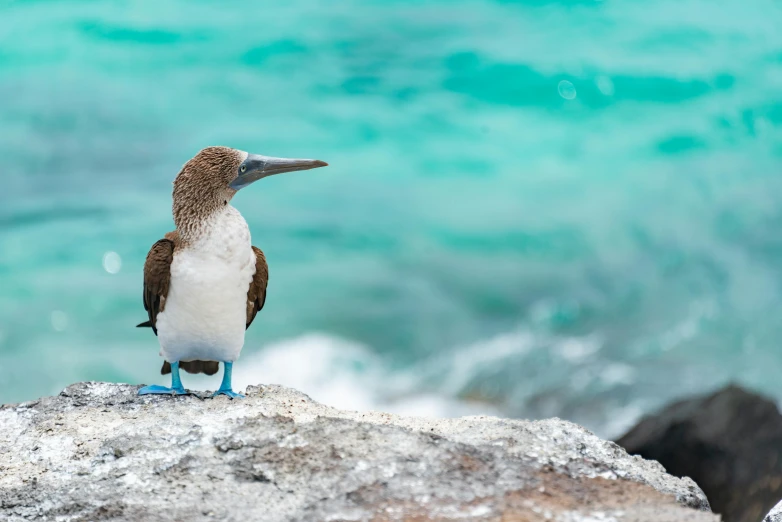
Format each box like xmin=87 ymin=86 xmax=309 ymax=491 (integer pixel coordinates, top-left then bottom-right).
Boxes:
xmin=172 ymin=146 xmax=327 ymax=227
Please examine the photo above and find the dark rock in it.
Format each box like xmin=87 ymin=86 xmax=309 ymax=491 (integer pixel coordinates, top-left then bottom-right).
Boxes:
xmin=618 ymin=384 xmax=782 ymax=522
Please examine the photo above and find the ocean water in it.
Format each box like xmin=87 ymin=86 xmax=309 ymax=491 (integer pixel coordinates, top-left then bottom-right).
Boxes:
xmin=1 ymin=0 xmax=781 ymax=438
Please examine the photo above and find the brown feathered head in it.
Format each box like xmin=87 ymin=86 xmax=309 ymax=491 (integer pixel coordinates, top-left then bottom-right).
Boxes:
xmin=172 ymin=146 xmax=327 ymax=229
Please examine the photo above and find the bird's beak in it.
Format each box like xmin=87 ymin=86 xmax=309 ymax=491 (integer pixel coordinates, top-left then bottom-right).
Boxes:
xmin=230 ymin=153 xmax=328 ymax=190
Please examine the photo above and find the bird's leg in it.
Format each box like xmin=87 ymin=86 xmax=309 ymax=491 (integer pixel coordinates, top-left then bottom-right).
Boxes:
xmin=212 ymin=362 xmax=244 ymax=399
xmin=138 ymin=361 xmax=188 ymax=396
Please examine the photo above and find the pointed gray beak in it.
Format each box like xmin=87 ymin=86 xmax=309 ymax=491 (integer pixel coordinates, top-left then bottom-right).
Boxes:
xmin=230 ymin=154 xmax=328 ymax=190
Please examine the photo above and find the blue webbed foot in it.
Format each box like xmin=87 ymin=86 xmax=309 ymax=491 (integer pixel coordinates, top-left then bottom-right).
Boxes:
xmin=212 ymin=361 xmax=244 ymax=399
xmin=212 ymin=389 xmax=245 ymax=399
xmin=138 ymin=384 xmax=188 ymax=396
xmin=138 ymin=361 xmax=188 ymax=396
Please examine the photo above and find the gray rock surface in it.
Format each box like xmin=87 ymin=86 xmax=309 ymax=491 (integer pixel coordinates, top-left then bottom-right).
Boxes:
xmin=765 ymin=500 xmax=782 ymax=522
xmin=1 ymin=382 xmax=715 ymax=521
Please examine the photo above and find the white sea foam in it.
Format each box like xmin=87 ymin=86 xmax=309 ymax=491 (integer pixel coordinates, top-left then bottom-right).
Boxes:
xmin=185 ymin=332 xmax=502 ymax=420
xmin=233 ymin=333 xmax=383 ymax=412
xmin=166 ymin=327 xmax=645 ymax=436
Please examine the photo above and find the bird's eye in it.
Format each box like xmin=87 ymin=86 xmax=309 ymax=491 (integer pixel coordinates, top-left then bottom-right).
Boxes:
xmin=240 ymin=165 xmax=247 ymax=173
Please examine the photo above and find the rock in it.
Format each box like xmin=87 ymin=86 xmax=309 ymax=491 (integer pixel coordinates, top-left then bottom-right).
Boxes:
xmin=0 ymin=382 xmax=714 ymax=522
xmin=765 ymin=501 xmax=782 ymax=522
xmin=618 ymin=384 xmax=782 ymax=522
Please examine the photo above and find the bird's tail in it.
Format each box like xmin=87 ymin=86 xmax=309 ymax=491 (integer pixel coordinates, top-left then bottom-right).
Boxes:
xmin=136 ymin=320 xmax=153 ymax=328
xmin=161 ymin=361 xmax=220 ymax=376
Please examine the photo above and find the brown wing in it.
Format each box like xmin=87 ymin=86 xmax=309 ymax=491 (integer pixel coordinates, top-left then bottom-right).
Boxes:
xmin=141 ymin=238 xmax=175 ymax=335
xmin=246 ymin=246 xmax=269 ymax=330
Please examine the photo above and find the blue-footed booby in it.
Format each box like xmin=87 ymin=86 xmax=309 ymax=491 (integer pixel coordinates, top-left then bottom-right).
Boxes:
xmin=137 ymin=146 xmax=327 ymax=398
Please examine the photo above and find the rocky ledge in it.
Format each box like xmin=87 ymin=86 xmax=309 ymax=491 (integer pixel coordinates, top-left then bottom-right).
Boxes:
xmin=1 ymin=382 xmax=714 ymax=522
xmin=618 ymin=384 xmax=782 ymax=522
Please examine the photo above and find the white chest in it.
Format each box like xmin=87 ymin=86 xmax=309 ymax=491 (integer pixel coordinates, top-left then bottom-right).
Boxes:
xmin=156 ymin=206 xmax=256 ymax=362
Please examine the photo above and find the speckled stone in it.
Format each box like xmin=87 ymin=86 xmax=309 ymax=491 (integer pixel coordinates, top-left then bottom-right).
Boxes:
xmin=0 ymin=382 xmax=715 ymax=521
xmin=765 ymin=500 xmax=782 ymax=522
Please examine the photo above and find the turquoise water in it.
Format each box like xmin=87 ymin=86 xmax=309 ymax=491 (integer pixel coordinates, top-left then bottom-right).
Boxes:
xmin=1 ymin=0 xmax=781 ymax=437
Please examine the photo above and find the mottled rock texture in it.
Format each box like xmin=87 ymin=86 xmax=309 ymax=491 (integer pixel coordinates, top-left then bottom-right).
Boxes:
xmin=766 ymin=500 xmax=782 ymax=522
xmin=1 ymin=382 xmax=714 ymax=522
xmin=619 ymin=384 xmax=782 ymax=522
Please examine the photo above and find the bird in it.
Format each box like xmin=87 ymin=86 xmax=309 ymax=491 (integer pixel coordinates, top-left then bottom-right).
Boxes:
xmin=136 ymin=146 xmax=328 ymax=398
